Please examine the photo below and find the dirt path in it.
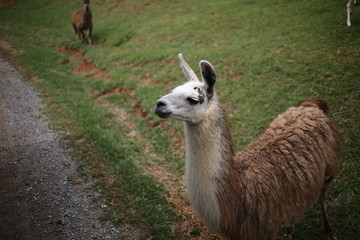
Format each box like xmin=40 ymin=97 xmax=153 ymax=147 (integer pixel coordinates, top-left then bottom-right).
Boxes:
xmin=0 ymin=57 xmax=127 ymax=239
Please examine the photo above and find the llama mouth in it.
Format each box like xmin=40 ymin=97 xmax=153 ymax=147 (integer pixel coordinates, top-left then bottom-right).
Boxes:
xmin=155 ymin=111 xmax=172 ymax=119
xmin=154 ymin=108 xmax=172 ymax=119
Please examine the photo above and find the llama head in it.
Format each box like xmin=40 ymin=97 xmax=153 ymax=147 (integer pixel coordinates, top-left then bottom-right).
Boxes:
xmin=155 ymin=53 xmax=217 ymax=123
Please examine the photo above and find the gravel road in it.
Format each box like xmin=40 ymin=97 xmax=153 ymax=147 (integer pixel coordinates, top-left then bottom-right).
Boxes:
xmin=0 ymin=57 xmax=124 ymax=239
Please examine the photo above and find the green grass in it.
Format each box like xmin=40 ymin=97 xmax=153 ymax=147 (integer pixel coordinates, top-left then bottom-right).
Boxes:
xmin=1 ymin=0 xmax=359 ymax=239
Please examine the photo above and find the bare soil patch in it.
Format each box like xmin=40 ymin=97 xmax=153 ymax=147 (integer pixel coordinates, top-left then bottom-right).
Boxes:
xmin=72 ymin=59 xmax=97 ymax=74
xmin=0 ymin=0 xmax=19 ymax=7
xmin=54 ymin=45 xmax=96 ymax=75
xmin=92 ymin=70 xmax=107 ymax=79
xmin=101 ymin=85 xmax=136 ymax=98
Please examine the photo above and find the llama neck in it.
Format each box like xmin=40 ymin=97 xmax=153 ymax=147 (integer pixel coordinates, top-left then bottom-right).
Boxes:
xmin=84 ymin=5 xmax=90 ymax=12
xmin=184 ymin=100 xmax=234 ymax=230
xmin=83 ymin=7 xmax=92 ymax=21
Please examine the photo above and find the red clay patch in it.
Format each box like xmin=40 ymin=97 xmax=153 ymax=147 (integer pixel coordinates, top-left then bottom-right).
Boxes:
xmin=140 ymin=72 xmax=152 ymax=86
xmin=128 ymin=5 xmax=146 ymax=14
xmin=151 ymin=120 xmax=166 ymax=128
xmin=230 ymin=73 xmax=244 ymax=80
xmin=133 ymin=105 xmax=148 ymax=118
xmin=101 ymin=86 xmax=136 ymax=98
xmin=54 ymin=45 xmax=69 ymax=53
xmin=93 ymin=71 xmax=112 ymax=83
xmin=71 ymin=48 xmax=85 ymax=58
xmin=53 ymin=45 xmax=84 ymax=58
xmin=92 ymin=71 xmax=107 ymax=79
xmin=0 ymin=0 xmax=20 ymax=7
xmin=165 ymin=59 xmax=176 ymax=65
xmin=54 ymin=46 xmax=92 ymax=74
xmin=73 ymin=60 xmax=97 ymax=74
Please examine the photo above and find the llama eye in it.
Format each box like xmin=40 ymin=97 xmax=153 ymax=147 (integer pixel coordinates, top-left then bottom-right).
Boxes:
xmin=187 ymin=97 xmax=199 ymax=105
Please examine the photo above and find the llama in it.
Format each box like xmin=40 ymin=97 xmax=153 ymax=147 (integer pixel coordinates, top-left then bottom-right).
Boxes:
xmin=71 ymin=0 xmax=92 ymax=45
xmin=347 ymin=0 xmax=357 ymax=27
xmin=154 ymin=54 xmax=340 ymax=240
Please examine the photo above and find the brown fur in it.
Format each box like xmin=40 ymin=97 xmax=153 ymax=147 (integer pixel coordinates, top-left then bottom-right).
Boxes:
xmin=215 ymin=99 xmax=340 ymax=239
xmin=71 ymin=0 xmax=92 ymax=45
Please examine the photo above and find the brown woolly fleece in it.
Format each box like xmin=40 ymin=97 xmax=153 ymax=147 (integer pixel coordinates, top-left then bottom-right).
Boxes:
xmin=217 ymin=99 xmax=340 ymax=239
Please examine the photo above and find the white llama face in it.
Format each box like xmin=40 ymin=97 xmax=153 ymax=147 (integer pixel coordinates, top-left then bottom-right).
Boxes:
xmin=155 ymin=81 xmax=208 ymax=122
xmin=155 ymin=54 xmax=216 ymax=123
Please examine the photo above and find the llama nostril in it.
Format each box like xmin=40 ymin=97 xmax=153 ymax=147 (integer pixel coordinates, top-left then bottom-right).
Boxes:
xmin=155 ymin=100 xmax=172 ymax=118
xmin=156 ymin=100 xmax=166 ymax=108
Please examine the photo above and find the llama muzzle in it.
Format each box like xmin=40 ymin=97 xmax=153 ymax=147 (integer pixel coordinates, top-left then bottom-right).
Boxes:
xmin=155 ymin=100 xmax=172 ymax=119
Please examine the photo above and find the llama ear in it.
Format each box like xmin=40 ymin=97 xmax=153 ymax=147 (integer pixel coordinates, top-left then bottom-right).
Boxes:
xmin=178 ymin=53 xmax=199 ymax=82
xmin=200 ymin=60 xmax=216 ymax=98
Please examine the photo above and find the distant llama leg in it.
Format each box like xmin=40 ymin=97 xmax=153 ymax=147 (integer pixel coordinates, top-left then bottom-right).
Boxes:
xmin=347 ymin=0 xmax=356 ymax=27
xmin=87 ymin=25 xmax=92 ymax=45
xmin=72 ymin=23 xmax=81 ymax=43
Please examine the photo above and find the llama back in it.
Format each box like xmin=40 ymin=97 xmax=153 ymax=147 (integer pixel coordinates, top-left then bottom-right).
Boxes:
xmin=245 ymin=99 xmax=340 ymax=176
xmin=71 ymin=10 xmax=83 ymax=27
xmin=220 ymin=99 xmax=340 ymax=239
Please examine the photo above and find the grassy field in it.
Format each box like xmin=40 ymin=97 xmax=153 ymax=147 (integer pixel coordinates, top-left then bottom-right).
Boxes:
xmin=0 ymin=0 xmax=359 ymax=239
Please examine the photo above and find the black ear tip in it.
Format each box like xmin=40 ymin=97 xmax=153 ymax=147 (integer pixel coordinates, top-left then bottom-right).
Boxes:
xmin=200 ymin=61 xmax=216 ymax=79
xmin=200 ymin=60 xmax=213 ymax=70
xmin=199 ymin=60 xmax=216 ymax=98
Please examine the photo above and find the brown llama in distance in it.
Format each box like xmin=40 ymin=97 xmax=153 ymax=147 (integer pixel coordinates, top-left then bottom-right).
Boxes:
xmin=154 ymin=54 xmax=341 ymax=240
xmin=71 ymin=0 xmax=92 ymax=45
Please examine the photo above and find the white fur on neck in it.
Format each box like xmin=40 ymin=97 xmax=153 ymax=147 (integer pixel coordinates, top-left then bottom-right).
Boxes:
xmin=184 ymin=103 xmax=223 ymax=231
